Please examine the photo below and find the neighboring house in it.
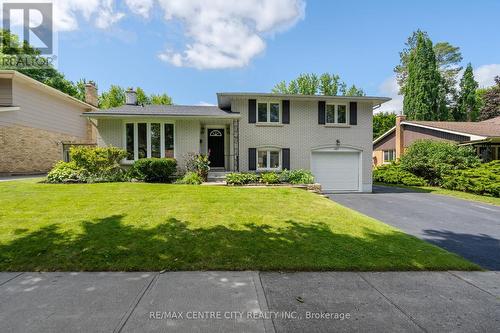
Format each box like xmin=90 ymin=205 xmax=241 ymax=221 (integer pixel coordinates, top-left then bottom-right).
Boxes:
xmin=373 ymin=115 xmax=500 ymax=166
xmin=85 ymin=90 xmax=390 ymax=192
xmin=0 ymin=70 xmax=98 ymax=175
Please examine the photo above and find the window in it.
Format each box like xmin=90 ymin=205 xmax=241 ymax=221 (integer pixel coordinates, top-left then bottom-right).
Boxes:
xmin=124 ymin=122 xmax=175 ymax=161
xmin=257 ymin=102 xmax=280 ymax=123
xmin=383 ymin=150 xmax=395 ymax=163
xmin=325 ymin=104 xmax=348 ymax=124
xmin=164 ymin=124 xmax=174 ymax=158
xmin=257 ymin=148 xmax=281 ymax=170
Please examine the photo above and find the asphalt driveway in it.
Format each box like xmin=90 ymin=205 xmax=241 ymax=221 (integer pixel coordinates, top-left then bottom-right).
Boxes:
xmin=329 ymin=185 xmax=500 ymax=270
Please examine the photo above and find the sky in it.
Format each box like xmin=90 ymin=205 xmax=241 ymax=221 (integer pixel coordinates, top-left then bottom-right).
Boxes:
xmin=14 ymin=0 xmax=500 ymax=111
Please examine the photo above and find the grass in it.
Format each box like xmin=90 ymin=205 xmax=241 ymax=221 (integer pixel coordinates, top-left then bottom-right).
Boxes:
xmin=0 ymin=179 xmax=479 ymax=272
xmin=375 ymin=182 xmax=500 ymax=207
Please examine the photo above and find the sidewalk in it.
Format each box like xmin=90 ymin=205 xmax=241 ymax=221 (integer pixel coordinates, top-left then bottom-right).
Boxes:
xmin=0 ymin=271 xmax=498 ymax=332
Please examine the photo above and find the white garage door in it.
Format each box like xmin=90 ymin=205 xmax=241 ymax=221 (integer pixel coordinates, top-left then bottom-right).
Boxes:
xmin=311 ymin=151 xmax=360 ymax=192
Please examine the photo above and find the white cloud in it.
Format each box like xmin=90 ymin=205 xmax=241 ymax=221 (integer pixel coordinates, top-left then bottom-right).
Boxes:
xmin=474 ymin=64 xmax=500 ymax=88
xmin=51 ymin=0 xmax=124 ymax=31
xmin=197 ymin=101 xmax=216 ymax=106
xmin=125 ymin=0 xmax=154 ymax=18
xmin=156 ymin=0 xmax=306 ymax=69
xmin=376 ymin=76 xmax=402 ymax=114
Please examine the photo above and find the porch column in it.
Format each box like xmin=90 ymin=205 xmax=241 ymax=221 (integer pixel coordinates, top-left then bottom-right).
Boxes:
xmin=233 ymin=119 xmax=239 ymax=171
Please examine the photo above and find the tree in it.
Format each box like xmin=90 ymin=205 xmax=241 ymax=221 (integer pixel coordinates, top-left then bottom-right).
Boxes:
xmin=395 ymin=31 xmax=462 ymax=119
xmin=0 ymin=30 xmax=88 ymax=101
xmin=403 ymin=32 xmax=441 ymax=120
xmin=373 ymin=112 xmax=397 ymax=139
xmin=272 ymin=72 xmax=362 ymax=96
xmin=456 ymin=63 xmax=479 ymax=121
xmin=99 ymin=85 xmax=173 ymax=109
xmin=479 ymin=76 xmax=500 ymax=120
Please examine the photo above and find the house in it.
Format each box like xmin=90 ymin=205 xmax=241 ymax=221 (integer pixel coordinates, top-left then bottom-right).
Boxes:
xmin=85 ymin=90 xmax=390 ymax=192
xmin=0 ymin=70 xmax=98 ymax=175
xmin=373 ymin=115 xmax=500 ymax=166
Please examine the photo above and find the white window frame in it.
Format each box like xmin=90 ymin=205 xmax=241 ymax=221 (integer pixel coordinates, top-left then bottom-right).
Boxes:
xmin=383 ymin=150 xmax=395 ymax=163
xmin=257 ymin=148 xmax=281 ymax=171
xmin=123 ymin=121 xmax=175 ymax=163
xmin=257 ymin=101 xmax=281 ymax=124
xmin=325 ymin=103 xmax=349 ymax=125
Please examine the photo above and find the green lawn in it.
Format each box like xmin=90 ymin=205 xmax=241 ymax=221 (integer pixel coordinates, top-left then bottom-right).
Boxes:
xmin=0 ymin=179 xmax=478 ymax=271
xmin=375 ymin=182 xmax=500 ymax=207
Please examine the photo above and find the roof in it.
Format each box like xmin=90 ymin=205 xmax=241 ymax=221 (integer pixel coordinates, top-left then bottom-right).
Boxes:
xmin=407 ymin=120 xmax=500 ymax=137
xmin=0 ymin=70 xmax=97 ymax=111
xmin=373 ymin=117 xmax=500 ymax=145
xmin=217 ymin=92 xmax=391 ymax=110
xmin=84 ymin=104 xmax=240 ymax=118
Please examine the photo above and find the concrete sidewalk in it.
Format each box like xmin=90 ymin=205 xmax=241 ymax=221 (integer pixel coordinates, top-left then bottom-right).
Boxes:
xmin=0 ymin=271 xmax=498 ymax=332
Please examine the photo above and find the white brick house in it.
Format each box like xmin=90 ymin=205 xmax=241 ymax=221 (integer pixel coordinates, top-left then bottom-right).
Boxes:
xmin=85 ymin=91 xmax=390 ymax=192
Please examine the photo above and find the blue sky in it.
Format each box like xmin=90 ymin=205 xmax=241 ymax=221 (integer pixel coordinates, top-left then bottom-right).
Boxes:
xmin=52 ymin=0 xmax=500 ymax=111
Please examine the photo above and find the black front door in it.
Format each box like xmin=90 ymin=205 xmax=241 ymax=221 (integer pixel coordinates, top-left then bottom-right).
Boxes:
xmin=208 ymin=128 xmax=225 ymax=168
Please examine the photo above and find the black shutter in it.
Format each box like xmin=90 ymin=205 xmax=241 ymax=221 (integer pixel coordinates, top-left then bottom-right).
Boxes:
xmin=282 ymin=148 xmax=290 ymax=170
xmin=318 ymin=101 xmax=326 ymax=124
xmin=248 ymin=148 xmax=256 ymax=171
xmin=349 ymin=102 xmax=357 ymax=125
xmin=248 ymin=99 xmax=256 ymax=123
xmin=282 ymin=100 xmax=290 ymax=124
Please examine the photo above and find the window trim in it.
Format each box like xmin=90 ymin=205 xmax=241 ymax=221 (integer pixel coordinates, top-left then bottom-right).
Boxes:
xmin=325 ymin=103 xmax=349 ymax=125
xmin=256 ymin=148 xmax=282 ymax=171
xmin=383 ymin=149 xmax=395 ymax=164
xmin=123 ymin=121 xmax=175 ymax=163
xmin=256 ymin=101 xmax=281 ymax=124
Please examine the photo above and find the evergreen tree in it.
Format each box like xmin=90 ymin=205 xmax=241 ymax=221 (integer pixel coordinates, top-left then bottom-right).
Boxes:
xmin=479 ymin=76 xmax=500 ymax=120
xmin=456 ymin=63 xmax=479 ymax=121
xmin=403 ymin=32 xmax=441 ymax=120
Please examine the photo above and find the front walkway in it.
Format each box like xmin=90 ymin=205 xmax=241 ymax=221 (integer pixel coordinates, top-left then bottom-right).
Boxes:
xmin=0 ymin=271 xmax=498 ymax=332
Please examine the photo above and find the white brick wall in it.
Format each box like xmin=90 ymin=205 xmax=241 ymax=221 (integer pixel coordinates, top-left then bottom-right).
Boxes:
xmin=233 ymin=97 xmax=373 ymax=190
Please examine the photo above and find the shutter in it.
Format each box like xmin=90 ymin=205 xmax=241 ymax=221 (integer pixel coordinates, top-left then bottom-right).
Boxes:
xmin=248 ymin=148 xmax=257 ymax=171
xmin=318 ymin=101 xmax=326 ymax=125
xmin=282 ymin=148 xmax=290 ymax=170
xmin=349 ymin=102 xmax=357 ymax=125
xmin=282 ymin=100 xmax=290 ymax=124
xmin=248 ymin=99 xmax=256 ymax=123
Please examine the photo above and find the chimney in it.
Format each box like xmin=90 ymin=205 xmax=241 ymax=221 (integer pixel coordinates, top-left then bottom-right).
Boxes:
xmin=395 ymin=114 xmax=406 ymax=160
xmin=84 ymin=81 xmax=98 ymax=107
xmin=125 ymin=88 xmax=138 ymax=105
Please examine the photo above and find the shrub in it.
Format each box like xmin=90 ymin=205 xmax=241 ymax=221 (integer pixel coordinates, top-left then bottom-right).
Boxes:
xmin=441 ymin=161 xmax=500 ymax=197
xmin=373 ymin=163 xmax=428 ymax=186
xmin=280 ymin=169 xmax=315 ymax=184
xmin=225 ymin=172 xmax=259 ymax=185
xmin=184 ymin=153 xmax=210 ymax=181
xmin=47 ymin=161 xmax=83 ymax=183
xmin=400 ymin=140 xmax=480 ymax=185
xmin=260 ymin=172 xmax=281 ymax=184
xmin=175 ymin=171 xmax=203 ymax=185
xmin=70 ymin=146 xmax=126 ymax=175
xmin=130 ymin=158 xmax=177 ymax=183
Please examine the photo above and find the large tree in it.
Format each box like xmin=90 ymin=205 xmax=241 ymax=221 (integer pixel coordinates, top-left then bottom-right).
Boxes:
xmin=456 ymin=63 xmax=479 ymax=121
xmin=395 ymin=30 xmax=462 ymax=119
xmin=272 ymin=72 xmax=364 ymax=96
xmin=373 ymin=112 xmax=396 ymax=139
xmin=403 ymin=32 xmax=441 ymax=120
xmin=0 ymin=30 xmax=88 ymax=101
xmin=479 ymin=76 xmax=500 ymax=120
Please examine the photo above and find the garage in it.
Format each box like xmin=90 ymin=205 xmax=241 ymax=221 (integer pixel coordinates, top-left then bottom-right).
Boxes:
xmin=311 ymin=150 xmax=361 ymax=192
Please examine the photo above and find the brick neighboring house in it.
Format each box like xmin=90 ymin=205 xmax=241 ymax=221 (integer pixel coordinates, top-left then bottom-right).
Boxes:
xmin=0 ymin=70 xmax=98 ymax=175
xmin=373 ymin=115 xmax=500 ymax=166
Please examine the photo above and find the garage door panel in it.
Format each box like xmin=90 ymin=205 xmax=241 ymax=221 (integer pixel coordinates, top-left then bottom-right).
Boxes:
xmin=311 ymin=152 xmax=360 ymax=192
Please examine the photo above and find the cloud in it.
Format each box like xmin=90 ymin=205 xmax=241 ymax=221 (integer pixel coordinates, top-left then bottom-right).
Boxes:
xmin=156 ymin=0 xmax=306 ymax=69
xmin=125 ymin=0 xmax=154 ymax=18
xmin=376 ymin=76 xmax=402 ymax=114
xmin=51 ymin=0 xmax=124 ymax=31
xmin=197 ymin=101 xmax=216 ymax=106
xmin=474 ymin=64 xmax=500 ymax=88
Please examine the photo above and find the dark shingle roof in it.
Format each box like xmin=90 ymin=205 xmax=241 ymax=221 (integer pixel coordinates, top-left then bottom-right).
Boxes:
xmin=84 ymin=104 xmax=239 ymax=118
xmin=407 ymin=120 xmax=500 ymax=137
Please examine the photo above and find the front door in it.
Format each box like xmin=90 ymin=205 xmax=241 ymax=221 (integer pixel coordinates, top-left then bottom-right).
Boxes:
xmin=207 ymin=128 xmax=225 ymax=168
